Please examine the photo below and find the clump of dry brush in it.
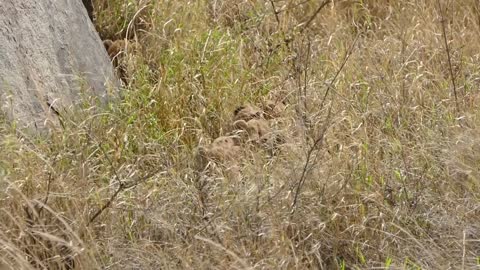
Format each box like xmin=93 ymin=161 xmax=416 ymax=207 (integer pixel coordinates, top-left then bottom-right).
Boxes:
xmin=1 ymin=0 xmax=480 ymax=269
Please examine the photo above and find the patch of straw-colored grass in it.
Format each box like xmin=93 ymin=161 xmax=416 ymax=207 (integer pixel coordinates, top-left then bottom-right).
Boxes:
xmin=1 ymin=0 xmax=480 ymax=269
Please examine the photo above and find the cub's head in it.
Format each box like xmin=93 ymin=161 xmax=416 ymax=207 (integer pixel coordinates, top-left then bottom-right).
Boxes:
xmin=233 ymin=104 xmax=263 ymax=122
xmin=197 ymin=135 xmax=241 ymax=166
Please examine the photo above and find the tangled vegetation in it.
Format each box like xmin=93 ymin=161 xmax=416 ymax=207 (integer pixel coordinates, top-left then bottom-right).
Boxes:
xmin=1 ymin=0 xmax=480 ymax=269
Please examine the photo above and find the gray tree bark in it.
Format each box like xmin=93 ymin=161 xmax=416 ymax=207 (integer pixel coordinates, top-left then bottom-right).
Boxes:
xmin=0 ymin=0 xmax=118 ymax=131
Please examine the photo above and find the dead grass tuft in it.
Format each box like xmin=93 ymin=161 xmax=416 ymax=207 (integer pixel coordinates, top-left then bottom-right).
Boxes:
xmin=1 ymin=0 xmax=480 ymax=269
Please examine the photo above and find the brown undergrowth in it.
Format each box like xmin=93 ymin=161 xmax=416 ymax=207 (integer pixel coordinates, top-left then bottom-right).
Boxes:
xmin=1 ymin=0 xmax=480 ymax=269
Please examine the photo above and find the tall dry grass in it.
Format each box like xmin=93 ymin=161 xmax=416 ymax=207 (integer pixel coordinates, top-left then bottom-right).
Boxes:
xmin=1 ymin=0 xmax=480 ymax=269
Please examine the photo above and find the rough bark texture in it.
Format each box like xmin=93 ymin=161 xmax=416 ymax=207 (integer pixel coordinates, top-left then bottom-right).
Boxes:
xmin=0 ymin=0 xmax=118 ymax=131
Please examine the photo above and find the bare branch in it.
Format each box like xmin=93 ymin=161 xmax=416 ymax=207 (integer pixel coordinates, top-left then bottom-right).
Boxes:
xmin=269 ymin=0 xmax=280 ymax=25
xmin=320 ymin=34 xmax=360 ymax=108
xmin=87 ymin=167 xmax=163 ymax=225
xmin=290 ymin=34 xmax=359 ymax=214
xmin=300 ymin=0 xmax=331 ymax=33
xmin=437 ymin=0 xmax=460 ymax=113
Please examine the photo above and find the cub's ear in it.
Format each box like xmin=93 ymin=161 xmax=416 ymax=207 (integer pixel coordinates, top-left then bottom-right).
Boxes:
xmin=197 ymin=146 xmax=208 ymax=157
xmin=234 ymin=106 xmax=246 ymax=116
xmin=195 ymin=146 xmax=210 ymax=169
xmin=233 ymin=120 xmax=248 ymax=130
xmin=103 ymin=39 xmax=113 ymax=51
xmin=231 ymin=135 xmax=242 ymax=146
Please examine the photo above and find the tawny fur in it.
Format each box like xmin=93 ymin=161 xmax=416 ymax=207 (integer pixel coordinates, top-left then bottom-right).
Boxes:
xmin=233 ymin=118 xmax=271 ymax=143
xmin=196 ymin=98 xmax=288 ymax=173
xmin=103 ymin=39 xmax=134 ymax=59
xmin=197 ymin=136 xmax=241 ymax=164
xmin=261 ymin=88 xmax=289 ymax=119
xmin=233 ymin=104 xmax=263 ymax=122
xmin=103 ymin=39 xmax=137 ymax=83
xmin=262 ymin=99 xmax=286 ymax=119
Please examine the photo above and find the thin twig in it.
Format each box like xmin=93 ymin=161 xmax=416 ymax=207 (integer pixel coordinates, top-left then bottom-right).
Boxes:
xmin=85 ymin=131 xmax=132 ymax=225
xmin=269 ymin=0 xmax=280 ymax=25
xmin=320 ymin=34 xmax=360 ymax=108
xmin=300 ymin=0 xmax=331 ymax=33
xmin=437 ymin=0 xmax=460 ymax=113
xmin=462 ymin=229 xmax=466 ymax=270
xmin=38 ymin=152 xmax=60 ymax=216
xmin=37 ymin=172 xmax=53 ymax=216
xmin=303 ymin=39 xmax=311 ymax=128
xmin=86 ymin=132 xmax=122 ymax=186
xmin=290 ymin=108 xmax=331 ymax=215
xmin=88 ymin=183 xmax=124 ymax=225
xmin=400 ymin=30 xmax=408 ymax=103
xmin=290 ymin=35 xmax=359 ymax=214
xmin=87 ymin=167 xmax=163 ymax=225
xmin=277 ymin=0 xmax=312 ymax=14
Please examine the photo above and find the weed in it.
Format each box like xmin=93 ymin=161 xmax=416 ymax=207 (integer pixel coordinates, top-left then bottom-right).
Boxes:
xmin=1 ymin=0 xmax=480 ymax=269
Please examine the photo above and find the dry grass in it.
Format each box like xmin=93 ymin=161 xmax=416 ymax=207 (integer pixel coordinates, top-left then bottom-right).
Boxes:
xmin=1 ymin=0 xmax=480 ymax=269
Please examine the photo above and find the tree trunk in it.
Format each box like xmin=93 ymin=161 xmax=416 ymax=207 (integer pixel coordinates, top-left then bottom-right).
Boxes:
xmin=0 ymin=0 xmax=119 ymax=131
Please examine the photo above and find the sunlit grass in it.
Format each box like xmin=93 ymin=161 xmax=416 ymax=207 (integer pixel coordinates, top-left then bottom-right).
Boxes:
xmin=1 ymin=0 xmax=480 ymax=269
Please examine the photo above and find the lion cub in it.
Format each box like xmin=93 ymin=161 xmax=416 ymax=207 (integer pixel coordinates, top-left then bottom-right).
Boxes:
xmin=233 ymin=104 xmax=263 ymax=122
xmin=233 ymin=118 xmax=271 ymax=143
xmin=103 ymin=39 xmax=137 ymax=83
xmin=103 ymin=39 xmax=136 ymax=59
xmin=197 ymin=136 xmax=241 ymax=164
xmin=233 ymin=104 xmax=286 ymax=149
